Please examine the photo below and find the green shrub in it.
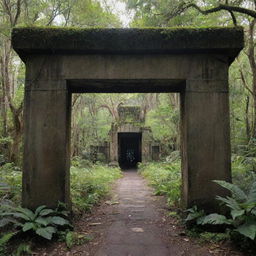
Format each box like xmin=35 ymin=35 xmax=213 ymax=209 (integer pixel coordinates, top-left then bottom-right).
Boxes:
xmin=0 ymin=160 xmax=121 ymax=214
xmin=71 ymin=156 xmax=93 ymax=168
xmin=138 ymin=161 xmax=181 ymax=207
xmin=0 ymin=203 xmax=71 ymax=240
xmin=199 ymin=232 xmax=229 ymax=243
xmin=0 ymin=232 xmax=17 ymax=256
xmin=65 ymin=231 xmax=93 ymax=249
xmin=71 ymin=164 xmax=122 ymax=213
xmin=232 ymin=154 xmax=256 ymax=192
xmin=14 ymin=243 xmax=32 ymax=256
xmin=0 ymin=163 xmax=22 ymax=204
xmin=186 ymin=180 xmax=256 ymax=244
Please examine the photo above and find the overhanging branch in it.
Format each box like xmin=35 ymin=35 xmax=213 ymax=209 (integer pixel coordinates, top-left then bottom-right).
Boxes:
xmin=186 ymin=3 xmax=256 ymax=19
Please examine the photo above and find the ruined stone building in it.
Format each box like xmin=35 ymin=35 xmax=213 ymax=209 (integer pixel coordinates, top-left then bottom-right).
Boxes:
xmin=91 ymin=105 xmax=160 ymax=168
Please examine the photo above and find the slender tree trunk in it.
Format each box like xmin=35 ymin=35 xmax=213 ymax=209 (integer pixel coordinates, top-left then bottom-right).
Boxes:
xmin=247 ymin=19 xmax=256 ymax=139
xmin=246 ymin=95 xmax=251 ymax=142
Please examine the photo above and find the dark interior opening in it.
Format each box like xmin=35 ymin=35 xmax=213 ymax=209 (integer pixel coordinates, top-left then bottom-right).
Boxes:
xmin=118 ymin=133 xmax=142 ymax=169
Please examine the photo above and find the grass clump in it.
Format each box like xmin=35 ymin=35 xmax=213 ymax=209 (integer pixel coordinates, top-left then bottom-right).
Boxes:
xmin=0 ymin=163 xmax=22 ymax=204
xmin=65 ymin=231 xmax=93 ymax=249
xmin=138 ymin=160 xmax=181 ymax=207
xmin=232 ymin=154 xmax=256 ymax=192
xmin=71 ymin=160 xmax=122 ymax=213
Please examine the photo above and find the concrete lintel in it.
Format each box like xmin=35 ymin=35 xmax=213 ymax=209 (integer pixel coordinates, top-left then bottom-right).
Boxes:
xmin=186 ymin=79 xmax=229 ymax=93
xmin=25 ymin=79 xmax=67 ymax=91
xmin=12 ymin=27 xmax=244 ymax=63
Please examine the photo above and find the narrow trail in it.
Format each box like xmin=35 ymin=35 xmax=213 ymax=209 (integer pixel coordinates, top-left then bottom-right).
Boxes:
xmin=94 ymin=170 xmax=239 ymax=256
xmin=96 ymin=169 xmax=173 ymax=255
xmin=37 ymin=170 xmax=244 ymax=256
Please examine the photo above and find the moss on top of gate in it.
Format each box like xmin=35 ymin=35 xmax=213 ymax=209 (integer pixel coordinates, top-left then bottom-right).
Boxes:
xmin=12 ymin=26 xmax=244 ymax=59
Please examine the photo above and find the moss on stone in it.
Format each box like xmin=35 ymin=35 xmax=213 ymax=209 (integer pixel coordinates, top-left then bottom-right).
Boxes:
xmin=12 ymin=26 xmax=244 ymax=57
xmin=118 ymin=106 xmax=141 ymax=124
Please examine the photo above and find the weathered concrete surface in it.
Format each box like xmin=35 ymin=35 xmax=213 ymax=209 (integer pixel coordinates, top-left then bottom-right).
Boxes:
xmin=95 ymin=170 xmax=212 ymax=256
xmin=22 ymin=84 xmax=71 ymax=209
xmin=181 ymin=80 xmax=231 ymax=212
xmin=12 ymin=27 xmax=243 ymax=59
xmin=12 ymin=27 xmax=244 ymax=211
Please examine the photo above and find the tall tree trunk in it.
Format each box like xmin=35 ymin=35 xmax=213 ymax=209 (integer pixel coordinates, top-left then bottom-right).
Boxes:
xmin=248 ymin=19 xmax=256 ymax=139
xmin=246 ymin=95 xmax=251 ymax=142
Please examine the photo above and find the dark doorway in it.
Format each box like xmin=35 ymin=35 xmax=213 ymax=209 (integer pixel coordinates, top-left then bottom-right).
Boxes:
xmin=118 ymin=133 xmax=142 ymax=169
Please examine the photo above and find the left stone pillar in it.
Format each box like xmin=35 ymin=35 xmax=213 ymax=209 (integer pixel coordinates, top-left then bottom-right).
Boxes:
xmin=22 ymin=78 xmax=71 ymax=209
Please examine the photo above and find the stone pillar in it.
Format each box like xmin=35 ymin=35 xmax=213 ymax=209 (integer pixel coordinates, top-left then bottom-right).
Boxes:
xmin=141 ymin=128 xmax=151 ymax=162
xmin=22 ymin=80 xmax=71 ymax=209
xmin=109 ymin=125 xmax=118 ymax=162
xmin=181 ymin=79 xmax=231 ymax=212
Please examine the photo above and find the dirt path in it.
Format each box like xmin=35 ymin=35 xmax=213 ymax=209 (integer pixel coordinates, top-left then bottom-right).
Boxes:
xmin=93 ymin=170 xmax=242 ymax=256
xmin=96 ymin=169 xmax=174 ymax=255
xmin=36 ymin=170 xmax=245 ymax=256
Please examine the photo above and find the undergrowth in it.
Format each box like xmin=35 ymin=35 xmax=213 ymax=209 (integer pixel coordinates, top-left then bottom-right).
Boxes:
xmin=232 ymin=154 xmax=256 ymax=192
xmin=0 ymin=159 xmax=122 ymax=213
xmin=0 ymin=159 xmax=122 ymax=254
xmin=71 ymin=160 xmax=122 ymax=213
xmin=138 ymin=160 xmax=181 ymax=207
xmin=139 ymin=155 xmax=256 ymax=253
xmin=0 ymin=163 xmax=22 ymax=204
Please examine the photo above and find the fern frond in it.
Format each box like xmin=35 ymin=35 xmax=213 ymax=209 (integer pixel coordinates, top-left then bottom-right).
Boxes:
xmin=216 ymin=196 xmax=241 ymax=211
xmin=197 ymin=213 xmax=231 ymax=225
xmin=214 ymin=180 xmax=247 ymax=202
xmin=247 ymin=181 xmax=256 ymax=204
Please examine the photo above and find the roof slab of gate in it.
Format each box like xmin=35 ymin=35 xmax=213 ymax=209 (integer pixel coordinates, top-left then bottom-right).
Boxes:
xmin=12 ymin=27 xmax=244 ymax=62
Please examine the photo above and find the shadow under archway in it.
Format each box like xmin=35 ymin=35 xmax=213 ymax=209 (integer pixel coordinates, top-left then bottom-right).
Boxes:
xmin=118 ymin=132 xmax=142 ymax=170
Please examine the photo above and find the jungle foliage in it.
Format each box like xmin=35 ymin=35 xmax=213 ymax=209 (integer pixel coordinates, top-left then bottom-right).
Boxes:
xmin=1 ymin=0 xmax=256 ymax=253
xmin=0 ymin=160 xmax=121 ymax=254
xmin=138 ymin=158 xmax=181 ymax=208
xmin=0 ymin=159 xmax=122 ymax=213
xmin=185 ymin=180 xmax=256 ymax=253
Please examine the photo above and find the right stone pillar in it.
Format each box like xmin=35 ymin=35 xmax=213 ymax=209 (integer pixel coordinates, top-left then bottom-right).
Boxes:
xmin=181 ymin=79 xmax=231 ymax=212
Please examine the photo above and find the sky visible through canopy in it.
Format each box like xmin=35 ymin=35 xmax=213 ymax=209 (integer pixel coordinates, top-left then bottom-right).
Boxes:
xmin=102 ymin=0 xmax=133 ymax=27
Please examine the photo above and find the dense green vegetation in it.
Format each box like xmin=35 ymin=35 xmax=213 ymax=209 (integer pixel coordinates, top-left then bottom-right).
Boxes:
xmin=0 ymin=160 xmax=122 ymax=213
xmin=139 ymin=159 xmax=181 ymax=208
xmin=70 ymin=158 xmax=122 ymax=213
xmin=1 ymin=0 xmax=256 ymax=253
xmin=184 ymin=180 xmax=256 ymax=254
xmin=0 ymin=160 xmax=121 ymax=254
xmin=139 ymin=153 xmax=256 ymax=252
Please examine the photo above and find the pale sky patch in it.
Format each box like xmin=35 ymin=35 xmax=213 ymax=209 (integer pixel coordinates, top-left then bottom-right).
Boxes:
xmin=100 ymin=0 xmax=134 ymax=27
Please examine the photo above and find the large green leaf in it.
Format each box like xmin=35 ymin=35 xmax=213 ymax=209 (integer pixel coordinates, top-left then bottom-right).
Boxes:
xmin=216 ymin=196 xmax=241 ymax=211
xmin=247 ymin=181 xmax=256 ymax=204
xmin=35 ymin=205 xmax=47 ymax=216
xmin=251 ymin=208 xmax=256 ymax=216
xmin=51 ymin=216 xmax=69 ymax=226
xmin=22 ymin=222 xmax=35 ymax=232
xmin=197 ymin=213 xmax=231 ymax=225
xmin=35 ymin=217 xmax=49 ymax=226
xmin=39 ymin=209 xmax=54 ymax=216
xmin=236 ymin=221 xmax=256 ymax=240
xmin=35 ymin=227 xmax=56 ymax=240
xmin=0 ymin=217 xmax=20 ymax=227
xmin=16 ymin=207 xmax=35 ymax=220
xmin=11 ymin=212 xmax=31 ymax=221
xmin=231 ymin=209 xmax=245 ymax=220
xmin=214 ymin=180 xmax=247 ymax=202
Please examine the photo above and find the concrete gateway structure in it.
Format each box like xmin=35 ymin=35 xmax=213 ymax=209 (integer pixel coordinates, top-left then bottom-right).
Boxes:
xmin=110 ymin=105 xmax=160 ymax=167
xmin=90 ymin=105 xmax=160 ymax=167
xmin=12 ymin=27 xmax=244 ymax=211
